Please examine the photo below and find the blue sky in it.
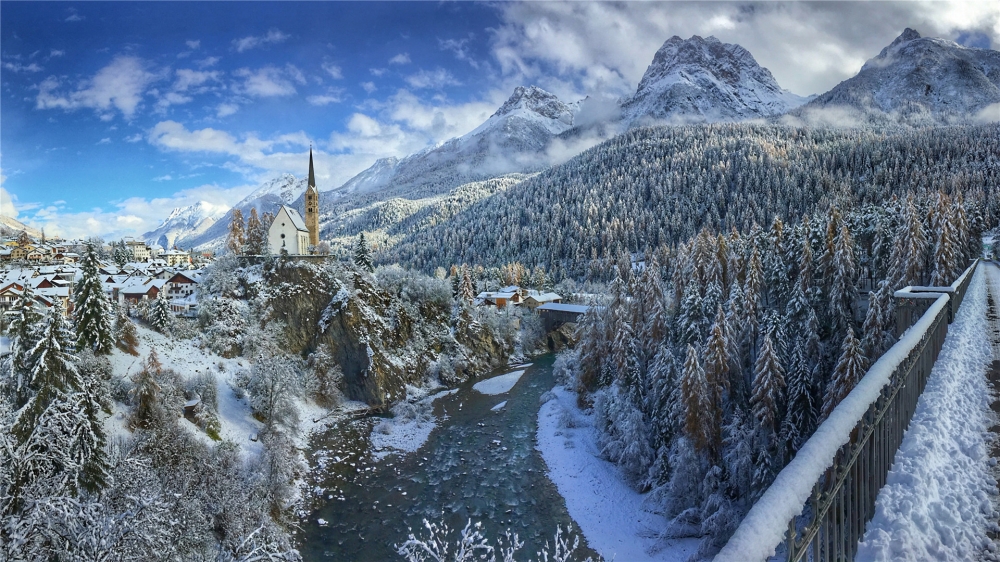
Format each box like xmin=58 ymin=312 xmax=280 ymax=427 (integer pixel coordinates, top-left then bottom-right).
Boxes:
xmin=1 ymin=1 xmax=996 ymax=240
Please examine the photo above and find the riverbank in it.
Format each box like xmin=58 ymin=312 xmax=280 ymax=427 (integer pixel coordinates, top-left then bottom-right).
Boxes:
xmin=537 ymin=385 xmax=700 ymax=562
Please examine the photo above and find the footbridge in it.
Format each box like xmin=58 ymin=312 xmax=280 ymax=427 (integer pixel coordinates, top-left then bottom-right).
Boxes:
xmin=717 ymin=259 xmax=997 ymax=562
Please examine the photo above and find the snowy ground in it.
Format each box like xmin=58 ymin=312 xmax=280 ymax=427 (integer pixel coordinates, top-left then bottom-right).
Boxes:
xmin=857 ymin=265 xmax=998 ymax=561
xmin=537 ymin=386 xmax=700 ymax=562
xmin=369 ymin=385 xmax=456 ymax=459
xmin=472 ymin=370 xmax=526 ymax=395
xmin=105 ymin=324 xmax=331 ymax=458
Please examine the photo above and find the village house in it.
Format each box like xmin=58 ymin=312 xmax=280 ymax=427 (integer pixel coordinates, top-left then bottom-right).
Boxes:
xmin=118 ymin=277 xmax=166 ymax=305
xmin=124 ymin=239 xmax=151 ymax=262
xmin=162 ymin=249 xmax=191 ymax=267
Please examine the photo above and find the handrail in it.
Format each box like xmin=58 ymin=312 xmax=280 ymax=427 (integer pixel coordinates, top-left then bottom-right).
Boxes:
xmin=716 ymin=259 xmax=979 ymax=562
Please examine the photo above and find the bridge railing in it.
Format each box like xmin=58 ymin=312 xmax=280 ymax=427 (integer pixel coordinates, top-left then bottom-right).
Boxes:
xmin=715 ymin=259 xmax=979 ymax=562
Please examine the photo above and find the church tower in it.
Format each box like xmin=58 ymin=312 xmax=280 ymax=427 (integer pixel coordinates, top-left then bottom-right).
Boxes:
xmin=305 ymin=147 xmax=320 ymax=249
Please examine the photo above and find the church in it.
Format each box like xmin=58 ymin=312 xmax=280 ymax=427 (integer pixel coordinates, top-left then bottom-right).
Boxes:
xmin=267 ymin=149 xmax=320 ymax=255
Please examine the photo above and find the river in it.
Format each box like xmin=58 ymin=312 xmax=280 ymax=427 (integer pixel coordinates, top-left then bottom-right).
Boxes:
xmin=297 ymin=354 xmax=599 ymax=561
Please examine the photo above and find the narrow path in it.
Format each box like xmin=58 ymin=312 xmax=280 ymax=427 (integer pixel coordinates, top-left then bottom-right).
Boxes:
xmin=984 ymin=262 xmax=1000 ymax=551
xmin=856 ymin=265 xmax=996 ymax=562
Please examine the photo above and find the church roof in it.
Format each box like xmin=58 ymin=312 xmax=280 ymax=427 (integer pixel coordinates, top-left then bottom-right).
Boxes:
xmin=278 ymin=205 xmax=309 ymax=233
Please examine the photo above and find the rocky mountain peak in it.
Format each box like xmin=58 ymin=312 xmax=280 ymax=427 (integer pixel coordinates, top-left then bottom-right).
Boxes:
xmin=490 ymin=85 xmax=574 ymax=124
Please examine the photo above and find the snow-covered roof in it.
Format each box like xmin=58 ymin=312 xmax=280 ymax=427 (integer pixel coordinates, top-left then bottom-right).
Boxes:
xmin=525 ymin=291 xmax=561 ymax=302
xmin=279 ymin=205 xmax=309 ymax=233
xmin=536 ymin=303 xmax=589 ymax=314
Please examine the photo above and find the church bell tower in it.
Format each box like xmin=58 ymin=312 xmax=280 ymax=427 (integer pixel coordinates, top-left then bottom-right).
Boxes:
xmin=305 ymin=147 xmax=319 ymax=249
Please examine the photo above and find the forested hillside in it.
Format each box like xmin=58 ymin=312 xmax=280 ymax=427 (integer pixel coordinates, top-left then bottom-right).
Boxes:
xmin=386 ymin=124 xmax=999 ymax=279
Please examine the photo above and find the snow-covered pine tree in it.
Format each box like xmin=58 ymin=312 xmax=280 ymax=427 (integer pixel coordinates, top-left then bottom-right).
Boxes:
xmin=930 ymin=191 xmax=959 ymax=286
xmin=681 ymin=344 xmax=713 ymax=458
xmin=148 ymin=291 xmax=173 ymax=333
xmin=354 ymin=232 xmax=375 ymax=272
xmin=821 ymin=328 xmax=867 ymax=418
xmin=677 ymin=282 xmax=705 ymax=345
xmin=113 ymin=241 xmax=133 ymax=268
xmin=750 ymin=332 xmax=785 ymax=497
xmin=8 ymin=285 xmax=44 ymax=405
xmin=861 ymin=281 xmax=894 ymax=362
xmin=764 ymin=216 xmax=788 ymax=307
xmin=781 ymin=335 xmax=817 ymax=456
xmin=743 ymin=242 xmax=763 ymax=353
xmin=13 ymin=303 xmax=84 ymax=442
xmin=113 ymin=304 xmax=139 ymax=356
xmin=226 ymin=209 xmax=246 ymax=256
xmin=703 ymin=306 xmax=731 ymax=450
xmin=74 ymin=242 xmax=114 ymax=355
xmin=459 ymin=264 xmax=475 ymax=303
xmin=130 ymin=353 xmax=163 ymax=430
xmin=828 ymin=224 xmax=857 ymax=338
xmin=244 ymin=208 xmax=268 ymax=256
xmin=889 ymin=195 xmax=928 ymax=288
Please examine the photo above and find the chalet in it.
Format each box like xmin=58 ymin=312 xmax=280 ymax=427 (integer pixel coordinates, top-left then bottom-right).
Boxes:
xmin=267 ymin=205 xmax=311 ymax=255
xmin=10 ymin=246 xmax=28 ymax=261
xmin=476 ymin=289 xmax=520 ymax=308
xmin=164 ymin=271 xmax=199 ymax=299
xmin=119 ymin=278 xmax=166 ymax=304
xmin=522 ymin=291 xmax=562 ymax=310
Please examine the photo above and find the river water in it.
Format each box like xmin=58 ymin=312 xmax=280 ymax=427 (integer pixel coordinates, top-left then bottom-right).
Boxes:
xmin=297 ymin=354 xmax=598 ymax=561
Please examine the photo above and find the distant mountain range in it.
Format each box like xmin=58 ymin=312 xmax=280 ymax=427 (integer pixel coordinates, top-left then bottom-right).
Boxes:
xmin=144 ymin=28 xmax=998 ymax=252
xmin=0 ymin=215 xmax=43 ymax=239
xmin=792 ymin=28 xmax=1000 ymax=125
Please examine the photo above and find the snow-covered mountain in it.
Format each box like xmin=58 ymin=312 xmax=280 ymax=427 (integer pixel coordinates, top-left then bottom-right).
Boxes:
xmin=300 ymin=85 xmax=579 ymax=221
xmin=141 ymin=201 xmax=228 ymax=249
xmin=620 ymin=35 xmax=809 ymax=127
xmin=0 ymin=215 xmax=42 ymax=239
xmin=187 ymin=174 xmax=309 ymax=251
xmin=795 ymin=29 xmax=1000 ymax=124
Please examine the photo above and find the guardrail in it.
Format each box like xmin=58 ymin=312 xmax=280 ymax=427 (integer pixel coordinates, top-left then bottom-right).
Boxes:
xmin=716 ymin=259 xmax=979 ymax=562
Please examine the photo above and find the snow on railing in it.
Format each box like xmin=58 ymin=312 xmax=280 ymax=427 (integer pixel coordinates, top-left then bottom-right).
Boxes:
xmin=716 ymin=259 xmax=979 ymax=562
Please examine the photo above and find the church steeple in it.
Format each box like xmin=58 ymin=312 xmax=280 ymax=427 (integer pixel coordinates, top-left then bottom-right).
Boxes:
xmin=308 ymin=146 xmax=316 ymax=190
xmin=305 ymin=147 xmax=319 ymax=249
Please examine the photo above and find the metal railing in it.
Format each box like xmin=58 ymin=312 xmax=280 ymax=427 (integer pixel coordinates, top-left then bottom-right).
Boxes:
xmin=716 ymin=259 xmax=979 ymax=562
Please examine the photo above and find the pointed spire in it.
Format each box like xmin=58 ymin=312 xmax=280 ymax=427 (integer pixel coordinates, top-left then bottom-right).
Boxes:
xmin=308 ymin=146 xmax=316 ymax=190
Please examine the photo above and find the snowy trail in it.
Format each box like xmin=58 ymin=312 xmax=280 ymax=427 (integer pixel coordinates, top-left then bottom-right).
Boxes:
xmin=856 ymin=265 xmax=998 ymax=562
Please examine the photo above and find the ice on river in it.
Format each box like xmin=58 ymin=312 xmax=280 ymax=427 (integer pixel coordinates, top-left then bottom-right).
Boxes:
xmin=473 ymin=370 xmax=525 ymax=395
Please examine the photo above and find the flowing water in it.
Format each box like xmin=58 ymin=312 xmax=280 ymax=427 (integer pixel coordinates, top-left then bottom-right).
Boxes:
xmin=297 ymin=355 xmax=598 ymax=561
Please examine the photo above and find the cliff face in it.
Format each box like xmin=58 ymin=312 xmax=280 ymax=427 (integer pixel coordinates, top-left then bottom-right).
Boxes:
xmin=262 ymin=260 xmax=509 ymax=406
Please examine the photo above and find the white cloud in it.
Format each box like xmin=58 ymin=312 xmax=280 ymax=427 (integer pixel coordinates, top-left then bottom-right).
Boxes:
xmin=97 ymin=138 xmax=111 ymax=144
xmin=18 ymin=183 xmax=256 ymax=240
xmin=35 ymin=55 xmax=159 ymax=119
xmin=3 ymin=62 xmax=43 ymax=73
xmin=490 ymin=2 xmax=1000 ymax=98
xmin=439 ymin=37 xmax=479 ymax=69
xmin=49 ymin=49 xmax=65 ymax=58
xmin=173 ymin=68 xmax=221 ymax=92
xmin=65 ymin=9 xmax=83 ymax=22
xmin=361 ymin=81 xmax=377 ymax=94
xmin=186 ymin=40 xmax=201 ymax=50
xmin=322 ymin=62 xmax=343 ymax=79
xmin=125 ymin=133 xmax=143 ymax=143
xmin=370 ymin=68 xmax=387 ymax=77
xmin=234 ymin=66 xmax=297 ymax=97
xmin=307 ymin=93 xmax=342 ymax=106
xmin=0 ymin=188 xmax=18 ymax=219
xmin=405 ymin=68 xmax=461 ymax=90
xmin=389 ymin=52 xmax=411 ymax=65
xmin=196 ymin=56 xmax=221 ymax=68
xmin=153 ymin=175 xmax=173 ymax=182
xmin=216 ymin=103 xmax=239 ymax=118
xmin=232 ymin=29 xmax=289 ymax=53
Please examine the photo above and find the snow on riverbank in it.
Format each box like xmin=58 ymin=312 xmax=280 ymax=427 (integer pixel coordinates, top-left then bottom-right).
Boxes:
xmin=473 ymin=370 xmax=525 ymax=395
xmin=857 ymin=265 xmax=997 ymax=561
xmin=370 ymin=386 xmax=457 ymax=459
xmin=537 ymin=386 xmax=699 ymax=561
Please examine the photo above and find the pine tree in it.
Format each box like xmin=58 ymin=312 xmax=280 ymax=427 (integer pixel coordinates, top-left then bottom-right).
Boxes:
xmin=930 ymin=192 xmax=959 ymax=286
xmin=148 ymin=291 xmax=173 ymax=333
xmin=677 ymin=282 xmax=705 ymax=345
xmin=861 ymin=281 xmax=894 ymax=362
xmin=703 ymin=306 xmax=731 ymax=450
xmin=226 ymin=209 xmax=246 ymax=256
xmin=829 ymin=224 xmax=857 ymax=337
xmin=459 ymin=265 xmax=475 ymax=303
xmin=751 ymin=334 xmax=785 ymax=436
xmin=782 ymin=335 xmax=817 ymax=455
xmin=14 ymin=303 xmax=84 ymax=442
xmin=354 ymin=232 xmax=374 ymax=272
xmin=821 ymin=328 xmax=867 ymax=418
xmin=74 ymin=242 xmax=115 ymax=355
xmin=130 ymin=354 xmax=163 ymax=430
xmin=245 ymin=208 xmax=268 ymax=256
xmin=8 ymin=285 xmax=44 ymax=406
xmin=889 ymin=195 xmax=928 ymax=288
xmin=681 ymin=344 xmax=713 ymax=457
xmin=114 ymin=305 xmax=140 ymax=356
